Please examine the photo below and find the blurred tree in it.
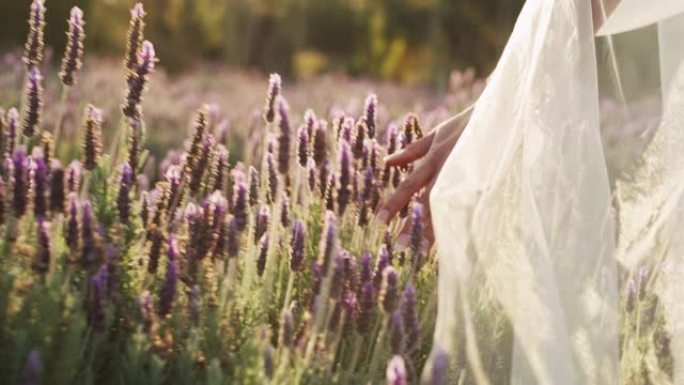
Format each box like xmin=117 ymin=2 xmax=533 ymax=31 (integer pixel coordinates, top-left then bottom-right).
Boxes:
xmin=0 ymin=0 xmax=523 ymax=84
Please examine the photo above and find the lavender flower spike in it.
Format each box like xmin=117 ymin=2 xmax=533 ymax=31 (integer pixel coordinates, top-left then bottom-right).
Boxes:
xmin=402 ymin=282 xmax=420 ymax=354
xmin=364 ymin=93 xmax=378 ymax=139
xmin=277 ymin=97 xmax=291 ymax=174
xmin=32 ymin=156 xmax=48 ymax=218
xmin=426 ymin=348 xmax=449 ymax=385
xmin=60 ymin=7 xmax=86 ymax=87
xmin=34 ymin=219 xmax=51 ymax=275
xmin=380 ymin=266 xmax=399 ymax=313
xmin=5 ymin=108 xmax=19 ymax=157
xmin=18 ymin=349 xmax=42 ymax=385
xmin=22 ymin=66 xmax=43 ymax=138
xmin=124 ymin=3 xmax=146 ymax=71
xmin=117 ymin=162 xmax=134 ymax=223
xmin=290 ymin=220 xmax=306 ymax=272
xmin=263 ymin=74 xmax=282 ymax=124
xmin=256 ymin=234 xmax=269 ymax=277
xmin=158 ymin=238 xmax=179 ymax=317
xmin=81 ymin=105 xmax=103 ymax=171
xmin=66 ymin=193 xmax=80 ymax=252
xmin=12 ymin=149 xmax=28 ymax=218
xmin=123 ymin=40 xmax=156 ymax=119
xmin=297 ymin=123 xmax=309 ymax=168
xmin=23 ymin=0 xmax=46 ymax=69
xmin=386 ymin=356 xmax=408 ymax=385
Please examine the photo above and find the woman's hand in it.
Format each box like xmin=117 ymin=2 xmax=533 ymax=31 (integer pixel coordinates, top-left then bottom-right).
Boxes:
xmin=377 ymin=105 xmax=474 ymax=252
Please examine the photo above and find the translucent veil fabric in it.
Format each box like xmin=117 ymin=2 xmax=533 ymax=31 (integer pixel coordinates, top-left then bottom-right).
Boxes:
xmin=427 ymin=0 xmax=684 ymax=383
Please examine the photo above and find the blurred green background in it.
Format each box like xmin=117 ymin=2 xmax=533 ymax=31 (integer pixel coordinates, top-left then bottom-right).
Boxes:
xmin=0 ymin=0 xmax=523 ymax=85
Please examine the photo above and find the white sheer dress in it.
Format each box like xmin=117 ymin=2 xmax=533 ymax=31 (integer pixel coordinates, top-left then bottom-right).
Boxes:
xmin=427 ymin=0 xmax=684 ymax=383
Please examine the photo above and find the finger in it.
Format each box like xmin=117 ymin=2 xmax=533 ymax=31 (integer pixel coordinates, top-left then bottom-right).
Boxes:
xmin=376 ymin=162 xmax=436 ymax=224
xmin=394 ymin=185 xmax=435 ymax=253
xmin=384 ymin=131 xmax=435 ymax=167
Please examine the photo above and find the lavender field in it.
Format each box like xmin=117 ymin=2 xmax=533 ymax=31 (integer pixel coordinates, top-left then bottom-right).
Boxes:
xmin=0 ymin=1 xmax=673 ymax=385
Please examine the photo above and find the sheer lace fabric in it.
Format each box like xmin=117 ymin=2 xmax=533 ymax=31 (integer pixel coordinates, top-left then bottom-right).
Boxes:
xmin=428 ymin=0 xmax=684 ymax=383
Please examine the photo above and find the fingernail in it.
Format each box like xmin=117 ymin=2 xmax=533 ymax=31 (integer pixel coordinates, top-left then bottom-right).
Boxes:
xmin=376 ymin=210 xmax=389 ymax=225
xmin=395 ymin=235 xmax=410 ymax=252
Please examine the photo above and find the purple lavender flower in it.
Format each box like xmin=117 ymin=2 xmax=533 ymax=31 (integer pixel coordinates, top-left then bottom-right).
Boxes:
xmin=5 ymin=108 xmax=18 ymax=157
xmin=49 ymin=160 xmax=65 ymax=213
xmin=277 ymin=98 xmax=291 ymax=174
xmin=211 ymin=144 xmax=229 ymax=193
xmin=248 ymin=166 xmax=259 ymax=207
xmin=81 ymin=200 xmax=96 ymax=268
xmin=233 ymin=179 xmax=248 ymax=232
xmin=337 ymin=141 xmax=352 ymax=216
xmin=59 ymin=7 xmax=85 ymax=87
xmin=263 ymin=74 xmax=281 ymax=124
xmin=374 ymin=248 xmax=390 ymax=289
xmin=312 ymin=120 xmax=328 ymax=165
xmin=226 ymin=216 xmax=240 ymax=258
xmin=297 ymin=123 xmax=309 ymax=168
xmin=402 ymin=282 xmax=420 ymax=354
xmin=123 ymin=40 xmax=156 ymax=119
xmin=23 ymin=0 xmax=46 ymax=69
xmin=254 ymin=205 xmax=270 ymax=244
xmin=304 ymin=109 xmax=316 ymax=138
xmin=325 ymin=172 xmax=337 ymax=212
xmin=81 ymin=105 xmax=103 ymax=171
xmin=390 ymin=310 xmax=404 ymax=355
xmin=386 ymin=356 xmax=408 ymax=385
xmin=340 ymin=117 xmax=354 ymax=144
xmin=382 ymin=124 xmax=398 ymax=187
xmin=31 ymin=156 xmax=48 ymax=218
xmin=256 ymin=234 xmax=269 ymax=277
xmin=117 ymin=163 xmax=134 ymax=223
xmin=364 ymin=93 xmax=378 ymax=138
xmin=318 ymin=159 xmax=330 ymax=199
xmin=380 ymin=267 xmax=398 ymax=313
xmin=341 ymin=250 xmax=358 ymax=292
xmin=357 ymin=281 xmax=376 ymax=334
xmin=342 ymin=290 xmax=358 ymax=328
xmin=124 ymin=3 xmax=146 ymax=71
xmin=427 ymin=348 xmax=449 ymax=385
xmin=290 ymin=220 xmax=306 ymax=272
xmin=359 ymin=251 xmax=373 ymax=287
xmin=278 ymin=193 xmax=291 ymax=228
xmin=319 ymin=211 xmax=337 ymax=273
xmin=189 ymin=133 xmax=214 ymax=195
xmin=18 ymin=349 xmax=41 ymax=385
xmin=352 ymin=120 xmax=366 ymax=160
xmin=140 ymin=191 xmax=150 ymax=229
xmin=12 ymin=149 xmax=28 ymax=218
xmin=189 ymin=285 xmax=201 ymax=327
xmin=307 ymin=158 xmax=316 ymax=192
xmin=66 ymin=193 xmax=79 ymax=252
xmin=158 ymin=242 xmax=178 ymax=317
xmin=410 ymin=203 xmax=425 ymax=271
xmin=66 ymin=160 xmax=81 ymax=193
xmin=22 ymin=66 xmax=43 ymax=138
xmin=265 ymin=152 xmax=278 ymax=203
xmin=34 ymin=219 xmax=51 ymax=275
xmin=330 ymin=251 xmax=346 ymax=300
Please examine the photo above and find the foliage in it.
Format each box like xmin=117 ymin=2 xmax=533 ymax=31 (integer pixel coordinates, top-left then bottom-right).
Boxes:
xmin=0 ymin=0 xmax=524 ymax=83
